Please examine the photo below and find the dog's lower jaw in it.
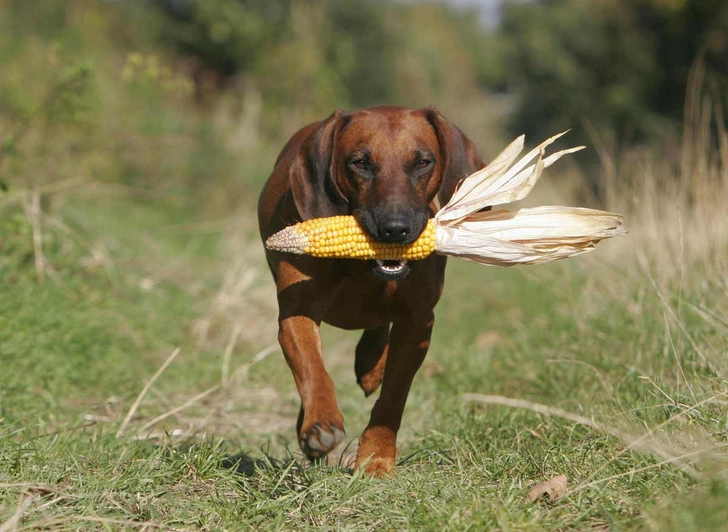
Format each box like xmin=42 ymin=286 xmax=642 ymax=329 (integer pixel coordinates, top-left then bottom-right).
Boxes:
xmin=372 ymin=259 xmax=411 ymax=279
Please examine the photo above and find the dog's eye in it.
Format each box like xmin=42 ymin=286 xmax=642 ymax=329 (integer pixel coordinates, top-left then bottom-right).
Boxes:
xmin=415 ymin=159 xmax=432 ymax=170
xmin=350 ymin=159 xmax=367 ymax=170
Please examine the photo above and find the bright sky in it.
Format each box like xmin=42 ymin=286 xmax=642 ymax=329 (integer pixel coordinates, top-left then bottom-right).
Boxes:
xmin=443 ymin=0 xmax=506 ymax=28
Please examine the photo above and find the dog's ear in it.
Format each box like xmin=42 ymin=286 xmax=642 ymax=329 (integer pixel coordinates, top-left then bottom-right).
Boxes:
xmin=290 ymin=109 xmax=349 ymax=220
xmin=424 ymin=107 xmax=485 ymax=206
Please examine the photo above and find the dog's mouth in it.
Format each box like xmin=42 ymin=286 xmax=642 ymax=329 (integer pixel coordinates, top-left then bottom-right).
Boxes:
xmin=372 ymin=259 xmax=411 ymax=279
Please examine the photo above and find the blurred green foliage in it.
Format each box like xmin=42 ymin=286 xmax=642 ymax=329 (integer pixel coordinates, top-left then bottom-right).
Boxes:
xmin=1 ymin=0 xmax=726 ymax=213
xmin=0 ymin=0 xmax=494 ymax=206
xmin=497 ymin=0 xmax=728 ymax=148
xmin=150 ymin=0 xmax=728 ymax=162
xmin=152 ymin=0 xmax=493 ymax=119
xmin=0 ymin=0 xmax=236 ymax=210
xmin=156 ymin=0 xmax=400 ymax=108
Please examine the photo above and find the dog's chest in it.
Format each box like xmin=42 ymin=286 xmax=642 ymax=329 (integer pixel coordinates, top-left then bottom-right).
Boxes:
xmin=322 ymin=278 xmax=407 ymax=330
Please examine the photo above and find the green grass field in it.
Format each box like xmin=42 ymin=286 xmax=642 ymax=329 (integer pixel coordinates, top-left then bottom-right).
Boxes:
xmin=2 ymin=168 xmax=727 ymax=530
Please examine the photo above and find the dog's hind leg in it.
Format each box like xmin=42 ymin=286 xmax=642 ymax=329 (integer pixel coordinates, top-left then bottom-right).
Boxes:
xmin=355 ymin=325 xmax=390 ymax=397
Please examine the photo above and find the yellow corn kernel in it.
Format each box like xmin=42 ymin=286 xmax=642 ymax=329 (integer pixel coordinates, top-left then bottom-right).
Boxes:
xmin=265 ymin=215 xmax=437 ymax=260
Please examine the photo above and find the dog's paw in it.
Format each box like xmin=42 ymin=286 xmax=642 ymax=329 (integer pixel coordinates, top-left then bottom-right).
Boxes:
xmin=354 ymin=425 xmax=397 ymax=477
xmin=357 ymin=372 xmax=384 ymax=397
xmin=362 ymin=456 xmax=395 ymax=477
xmin=299 ymin=422 xmax=346 ymax=459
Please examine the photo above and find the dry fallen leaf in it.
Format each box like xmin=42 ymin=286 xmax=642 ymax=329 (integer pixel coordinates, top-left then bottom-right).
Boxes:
xmin=526 ymin=473 xmax=568 ymax=503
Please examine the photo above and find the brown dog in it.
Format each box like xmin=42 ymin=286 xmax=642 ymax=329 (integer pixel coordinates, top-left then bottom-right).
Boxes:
xmin=258 ymin=106 xmax=484 ymax=475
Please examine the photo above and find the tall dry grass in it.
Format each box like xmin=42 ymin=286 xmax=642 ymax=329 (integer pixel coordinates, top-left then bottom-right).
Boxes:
xmin=600 ymin=63 xmax=728 ymax=288
xmin=516 ymin=68 xmax=728 ymax=479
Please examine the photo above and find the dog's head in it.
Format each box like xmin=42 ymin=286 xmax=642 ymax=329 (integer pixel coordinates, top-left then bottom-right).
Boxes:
xmin=290 ymin=106 xmax=484 ymax=278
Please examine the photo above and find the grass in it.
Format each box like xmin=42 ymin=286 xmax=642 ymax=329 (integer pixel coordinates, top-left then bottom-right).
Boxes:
xmin=2 ymin=157 xmax=728 ymax=530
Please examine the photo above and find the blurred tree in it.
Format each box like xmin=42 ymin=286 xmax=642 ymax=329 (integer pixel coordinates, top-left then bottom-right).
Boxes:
xmin=153 ymin=0 xmax=398 ymax=111
xmin=0 ymin=0 xmax=502 ymax=214
xmin=150 ymin=0 xmax=500 ymax=137
xmin=154 ymin=0 xmax=290 ymax=76
xmin=325 ymin=0 xmax=398 ymax=107
xmin=497 ymin=0 xmax=728 ymax=150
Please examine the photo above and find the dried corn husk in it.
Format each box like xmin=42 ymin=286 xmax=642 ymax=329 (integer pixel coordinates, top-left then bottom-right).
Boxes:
xmin=433 ymin=131 xmax=626 ymax=266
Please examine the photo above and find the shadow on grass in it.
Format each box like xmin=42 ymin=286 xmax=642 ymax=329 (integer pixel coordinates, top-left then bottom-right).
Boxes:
xmin=221 ymin=451 xmax=292 ymax=476
xmin=219 ymin=446 xmax=448 ymax=485
xmin=220 ymin=446 xmax=357 ymax=479
xmin=220 ymin=450 xmax=331 ymax=495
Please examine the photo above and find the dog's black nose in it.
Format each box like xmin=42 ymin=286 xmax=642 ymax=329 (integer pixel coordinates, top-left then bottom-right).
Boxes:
xmin=379 ymin=217 xmax=412 ymax=243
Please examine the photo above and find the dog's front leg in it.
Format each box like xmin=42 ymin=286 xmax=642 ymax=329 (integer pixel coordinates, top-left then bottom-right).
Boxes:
xmin=354 ymin=311 xmax=435 ymax=476
xmin=275 ymin=261 xmax=346 ymax=460
xmin=278 ymin=314 xmax=346 ymax=459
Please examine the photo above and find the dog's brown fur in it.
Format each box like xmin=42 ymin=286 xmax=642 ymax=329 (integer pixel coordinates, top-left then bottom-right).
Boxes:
xmin=258 ymin=106 xmax=484 ymax=475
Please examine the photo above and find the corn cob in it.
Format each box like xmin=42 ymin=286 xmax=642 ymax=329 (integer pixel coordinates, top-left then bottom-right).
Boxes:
xmin=265 ymin=215 xmax=437 ymax=260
